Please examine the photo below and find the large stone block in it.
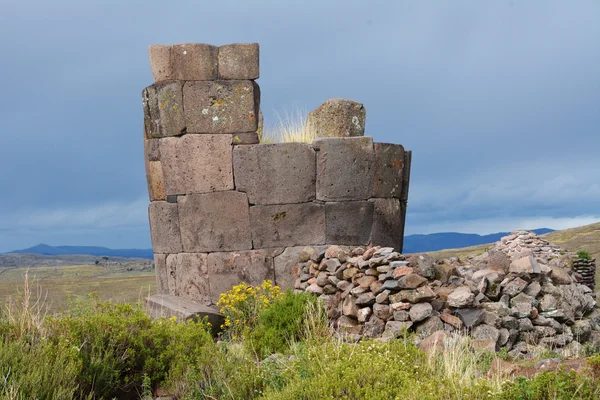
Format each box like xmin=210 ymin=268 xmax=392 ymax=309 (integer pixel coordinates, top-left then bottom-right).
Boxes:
xmin=154 ymin=253 xmax=169 ymax=294
xmin=159 ymin=135 xmax=233 ymax=195
xmin=178 ymin=191 xmax=252 ymax=252
xmin=142 ymin=81 xmax=185 ymax=138
xmin=183 ymin=80 xmax=259 ymax=134
xmin=166 ymin=253 xmax=211 ymax=304
xmin=233 ymin=143 xmax=316 ymax=205
xmin=144 ymin=138 xmax=161 ymax=161
xmin=148 ymin=201 xmax=182 ymax=254
xmin=372 ymin=143 xmax=404 ymax=198
xmin=207 ymin=250 xmax=275 ymax=304
xmin=218 ymin=43 xmax=259 ymax=80
xmin=146 ymin=294 xmax=223 ymax=335
xmin=249 ymin=203 xmax=325 ymax=248
xmin=401 ymin=150 xmax=412 ymax=202
xmin=148 ymin=44 xmax=173 ymax=82
xmin=370 ymin=198 xmax=404 ymax=251
xmin=325 ymin=201 xmax=374 ymax=245
xmin=314 ymin=137 xmax=375 ymax=201
xmin=171 ymin=43 xmax=218 ymax=81
xmin=146 ymin=161 xmax=166 ymax=201
xmin=306 ymin=98 xmax=366 ymax=138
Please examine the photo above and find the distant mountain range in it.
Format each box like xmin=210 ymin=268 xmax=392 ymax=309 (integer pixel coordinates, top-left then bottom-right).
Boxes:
xmin=402 ymin=228 xmax=554 ymax=253
xmin=4 ymin=228 xmax=554 ymax=259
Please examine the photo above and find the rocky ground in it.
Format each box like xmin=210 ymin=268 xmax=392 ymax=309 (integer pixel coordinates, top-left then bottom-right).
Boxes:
xmin=294 ymin=230 xmax=599 ymax=359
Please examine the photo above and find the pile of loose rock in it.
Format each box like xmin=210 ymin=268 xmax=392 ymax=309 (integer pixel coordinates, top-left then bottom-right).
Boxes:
xmin=293 ymin=230 xmax=600 ymax=358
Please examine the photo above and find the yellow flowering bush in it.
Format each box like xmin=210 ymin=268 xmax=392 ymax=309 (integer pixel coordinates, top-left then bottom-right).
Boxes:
xmin=216 ymin=280 xmax=282 ymax=340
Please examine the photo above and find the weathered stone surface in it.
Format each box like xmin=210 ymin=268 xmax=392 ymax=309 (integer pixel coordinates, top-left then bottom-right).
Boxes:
xmin=356 ymin=292 xmax=376 ymax=307
xmin=503 ymin=277 xmax=528 ymax=297
xmin=146 ymin=294 xmax=223 ymax=335
xmin=472 ymin=324 xmax=500 ymax=343
xmin=314 ymin=137 xmax=375 ymax=201
xmin=337 ymin=315 xmax=362 ymax=334
xmin=373 ymin=304 xmax=391 ymax=320
xmin=160 ymin=135 xmax=234 ymax=195
xmin=148 ymin=44 xmax=173 ymax=82
xmin=455 ymin=308 xmax=485 ymax=329
xmin=148 ymin=201 xmax=182 ymax=254
xmin=178 ymin=191 xmax=252 ymax=252
xmin=510 ymin=292 xmax=535 ymax=318
xmin=166 ymin=253 xmax=210 ymax=304
xmin=383 ymin=320 xmax=413 ymax=338
xmin=441 ymin=312 xmax=463 ymax=329
xmin=154 ymin=254 xmax=169 ymax=294
xmin=171 ymin=43 xmax=218 ymax=81
xmin=389 ymin=286 xmax=436 ymax=304
xmin=273 ymin=246 xmax=326 ymax=290
xmin=397 ymin=274 xmax=428 ymax=290
xmin=400 ymin=150 xmax=412 ymax=202
xmin=206 ymin=250 xmax=274 ymax=304
xmin=550 ymin=266 xmax=573 ymax=285
xmin=407 ymin=253 xmax=436 ymax=280
xmin=146 ymin=160 xmax=166 ymax=201
xmin=249 ymin=203 xmax=325 ymax=248
xmin=325 ymin=201 xmax=374 ymax=245
xmin=369 ymin=198 xmax=404 ymax=251
xmin=447 ymin=286 xmax=475 ymax=308
xmin=371 ymin=143 xmax=404 ymax=198
xmin=183 ymin=80 xmax=258 ymax=134
xmin=363 ymin=315 xmax=385 ymax=338
xmin=509 ymin=255 xmax=541 ymax=274
xmin=145 ymin=138 xmax=161 ymax=161
xmin=233 ymin=143 xmax=316 ymax=205
xmin=419 ymin=330 xmax=448 ymax=355
xmin=410 ymin=302 xmax=433 ymax=322
xmin=218 ymin=43 xmax=259 ymax=80
xmin=232 ymin=132 xmax=260 ymax=145
xmin=416 ymin=316 xmax=444 ymax=336
xmin=306 ymin=98 xmax=366 ymax=138
xmin=143 ymin=81 xmax=185 ymax=138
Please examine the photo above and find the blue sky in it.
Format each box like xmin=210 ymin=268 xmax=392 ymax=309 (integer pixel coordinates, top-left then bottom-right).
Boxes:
xmin=1 ymin=0 xmax=599 ymax=252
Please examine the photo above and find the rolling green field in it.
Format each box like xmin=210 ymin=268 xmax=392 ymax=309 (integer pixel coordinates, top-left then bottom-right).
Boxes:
xmin=0 ymin=264 xmax=156 ymax=313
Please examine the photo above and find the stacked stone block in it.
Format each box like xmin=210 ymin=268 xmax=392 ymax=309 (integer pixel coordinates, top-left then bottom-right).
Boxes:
xmin=143 ymin=42 xmax=412 ymax=306
xmin=573 ymin=257 xmax=596 ymax=292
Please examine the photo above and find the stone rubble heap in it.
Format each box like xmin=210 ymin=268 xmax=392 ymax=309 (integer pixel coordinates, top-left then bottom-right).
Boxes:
xmin=294 ymin=230 xmax=599 ymax=358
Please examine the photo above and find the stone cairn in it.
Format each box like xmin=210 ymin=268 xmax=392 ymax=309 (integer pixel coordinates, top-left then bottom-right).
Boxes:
xmin=294 ymin=230 xmax=600 ymax=357
xmin=573 ymin=257 xmax=596 ymax=292
xmin=142 ymin=43 xmax=412 ymax=311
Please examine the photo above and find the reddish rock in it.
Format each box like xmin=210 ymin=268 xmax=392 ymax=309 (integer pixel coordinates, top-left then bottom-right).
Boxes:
xmin=218 ymin=43 xmax=259 ymax=80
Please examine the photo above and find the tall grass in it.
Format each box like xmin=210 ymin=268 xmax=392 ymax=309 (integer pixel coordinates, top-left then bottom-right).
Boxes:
xmin=260 ymin=108 xmax=316 ymax=144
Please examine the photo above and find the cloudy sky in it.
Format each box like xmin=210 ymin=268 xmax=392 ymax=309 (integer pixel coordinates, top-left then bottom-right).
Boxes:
xmin=1 ymin=0 xmax=599 ymax=252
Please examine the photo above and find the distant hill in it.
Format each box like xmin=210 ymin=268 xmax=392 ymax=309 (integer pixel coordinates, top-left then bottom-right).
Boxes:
xmin=403 ymin=228 xmax=554 ymax=254
xmin=5 ymin=244 xmax=154 ymax=259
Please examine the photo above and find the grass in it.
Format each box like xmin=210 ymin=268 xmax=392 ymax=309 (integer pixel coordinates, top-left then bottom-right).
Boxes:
xmin=0 ymin=265 xmax=155 ymax=313
xmin=259 ymin=108 xmax=316 ymax=144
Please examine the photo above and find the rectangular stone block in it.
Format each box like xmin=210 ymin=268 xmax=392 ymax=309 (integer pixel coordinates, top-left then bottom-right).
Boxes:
xmin=183 ymin=80 xmax=259 ymax=134
xmin=249 ymin=203 xmax=325 ymax=248
xmin=325 ymin=201 xmax=374 ymax=245
xmin=233 ymin=143 xmax=316 ymax=205
xmin=148 ymin=201 xmax=182 ymax=254
xmin=314 ymin=137 xmax=375 ymax=201
xmin=142 ymin=81 xmax=185 ymax=138
xmin=144 ymin=138 xmax=161 ymax=161
xmin=207 ymin=250 xmax=275 ymax=304
xmin=171 ymin=43 xmax=218 ymax=81
xmin=218 ymin=43 xmax=260 ymax=80
xmin=145 ymin=294 xmax=223 ymax=335
xmin=401 ymin=150 xmax=412 ymax=202
xmin=178 ymin=191 xmax=252 ymax=252
xmin=154 ymin=253 xmax=169 ymax=294
xmin=148 ymin=44 xmax=173 ymax=82
xmin=166 ymin=253 xmax=211 ymax=304
xmin=159 ymin=135 xmax=233 ymax=195
xmin=146 ymin=161 xmax=166 ymax=201
xmin=370 ymin=198 xmax=404 ymax=252
xmin=372 ymin=143 xmax=404 ymax=198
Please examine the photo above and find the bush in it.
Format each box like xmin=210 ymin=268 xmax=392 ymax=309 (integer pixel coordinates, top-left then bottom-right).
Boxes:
xmin=578 ymin=250 xmax=592 ymax=260
xmin=249 ymin=291 xmax=325 ymax=358
xmin=500 ymin=370 xmax=600 ymax=399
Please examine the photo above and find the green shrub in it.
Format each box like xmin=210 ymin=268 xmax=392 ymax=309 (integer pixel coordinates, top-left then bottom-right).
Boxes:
xmin=578 ymin=250 xmax=592 ymax=260
xmin=249 ymin=291 xmax=324 ymax=358
xmin=499 ymin=370 xmax=600 ymax=399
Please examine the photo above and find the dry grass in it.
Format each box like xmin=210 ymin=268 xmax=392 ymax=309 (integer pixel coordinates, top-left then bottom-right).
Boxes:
xmin=3 ymin=269 xmax=49 ymax=339
xmin=260 ymin=108 xmax=316 ymax=144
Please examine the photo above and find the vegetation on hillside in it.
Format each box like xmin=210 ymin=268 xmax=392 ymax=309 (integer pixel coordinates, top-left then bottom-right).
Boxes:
xmin=2 ymin=277 xmax=600 ymax=399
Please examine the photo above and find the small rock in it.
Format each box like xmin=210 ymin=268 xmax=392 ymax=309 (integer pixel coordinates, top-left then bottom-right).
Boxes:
xmin=447 ymin=286 xmax=475 ymax=308
xmin=409 ymin=302 xmax=433 ymax=322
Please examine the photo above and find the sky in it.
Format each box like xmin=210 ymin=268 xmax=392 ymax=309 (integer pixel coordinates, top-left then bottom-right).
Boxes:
xmin=1 ymin=0 xmax=599 ymax=252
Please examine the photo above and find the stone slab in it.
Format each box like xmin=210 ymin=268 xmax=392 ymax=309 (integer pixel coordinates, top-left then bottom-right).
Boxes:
xmin=171 ymin=43 xmax=218 ymax=81
xmin=370 ymin=198 xmax=404 ymax=251
xmin=148 ymin=201 xmax=182 ymax=254
xmin=146 ymin=161 xmax=166 ymax=201
xmin=400 ymin=150 xmax=412 ymax=202
xmin=144 ymin=138 xmax=161 ymax=162
xmin=273 ymin=245 xmax=329 ymax=290
xmin=325 ymin=201 xmax=374 ymax=245
xmin=166 ymin=253 xmax=211 ymax=304
xmin=218 ymin=43 xmax=259 ymax=80
xmin=314 ymin=137 xmax=375 ymax=201
xmin=148 ymin=44 xmax=173 ymax=82
xmin=249 ymin=203 xmax=325 ymax=248
xmin=146 ymin=294 xmax=223 ymax=335
xmin=142 ymin=81 xmax=185 ymax=138
xmin=154 ymin=254 xmax=169 ymax=294
xmin=207 ymin=250 xmax=275 ymax=304
xmin=178 ymin=191 xmax=252 ymax=252
xmin=183 ymin=80 xmax=258 ymax=134
xmin=371 ymin=143 xmax=404 ymax=198
xmin=306 ymin=98 xmax=366 ymax=138
xmin=232 ymin=132 xmax=260 ymax=145
xmin=233 ymin=143 xmax=316 ymax=204
xmin=159 ymin=135 xmax=233 ymax=195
